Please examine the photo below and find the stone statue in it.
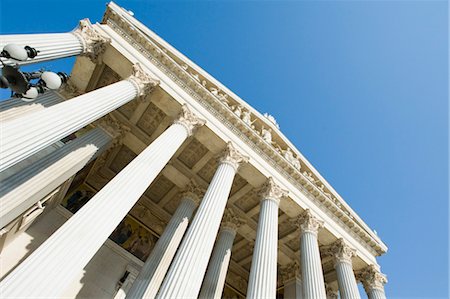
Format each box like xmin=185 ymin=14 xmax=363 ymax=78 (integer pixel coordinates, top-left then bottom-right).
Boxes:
xmin=261 ymin=126 xmax=273 ymax=144
xmin=263 ymin=112 xmax=280 ymax=129
xmin=242 ymin=110 xmax=255 ymax=128
xmin=283 ymin=148 xmax=301 ymax=170
xmin=232 ymin=105 xmax=243 ymax=118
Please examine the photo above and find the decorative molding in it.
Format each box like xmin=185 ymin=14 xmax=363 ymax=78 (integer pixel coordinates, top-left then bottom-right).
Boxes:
xmin=357 ymin=264 xmax=387 ymax=292
xmin=179 ymin=179 xmax=206 ymax=206
xmin=72 ymin=18 xmax=111 ymax=63
xmin=95 ymin=114 xmax=130 ymax=146
xmin=279 ymin=261 xmax=300 ymax=284
xmin=102 ymin=6 xmax=385 ymax=255
xmin=127 ymin=63 xmax=160 ymax=98
xmin=258 ymin=177 xmax=288 ymax=205
xmin=221 ymin=207 xmax=246 ymax=231
xmin=218 ymin=142 xmax=249 ymax=172
xmin=322 ymin=238 xmax=356 ymax=266
xmin=291 ymin=209 xmax=324 ymax=236
xmin=173 ymin=104 xmax=206 ymax=137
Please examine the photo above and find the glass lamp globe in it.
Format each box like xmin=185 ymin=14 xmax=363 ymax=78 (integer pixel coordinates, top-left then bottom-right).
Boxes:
xmin=20 ymin=87 xmax=39 ymax=101
xmin=2 ymin=44 xmax=29 ymax=61
xmin=41 ymin=71 xmax=62 ymax=90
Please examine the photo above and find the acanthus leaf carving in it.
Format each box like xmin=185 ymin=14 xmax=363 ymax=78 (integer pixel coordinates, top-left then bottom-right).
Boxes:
xmin=221 ymin=207 xmax=246 ymax=231
xmin=291 ymin=209 xmax=324 ymax=235
xmin=258 ymin=177 xmax=288 ymax=204
xmin=179 ymin=179 xmax=206 ymax=206
xmin=127 ymin=63 xmax=160 ymax=98
xmin=218 ymin=142 xmax=249 ymax=172
xmin=173 ymin=104 xmax=206 ymax=136
xmin=279 ymin=261 xmax=300 ymax=284
xmin=357 ymin=264 xmax=387 ymax=292
xmin=323 ymin=238 xmax=356 ymax=266
xmin=94 ymin=114 xmax=130 ymax=146
xmin=72 ymin=18 xmax=111 ymax=63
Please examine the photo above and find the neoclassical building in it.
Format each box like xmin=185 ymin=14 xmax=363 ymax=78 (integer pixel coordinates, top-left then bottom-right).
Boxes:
xmin=0 ymin=2 xmax=388 ymax=299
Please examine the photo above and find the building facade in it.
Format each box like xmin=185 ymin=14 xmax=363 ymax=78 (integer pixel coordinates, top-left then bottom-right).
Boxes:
xmin=0 ymin=2 xmax=387 ymax=298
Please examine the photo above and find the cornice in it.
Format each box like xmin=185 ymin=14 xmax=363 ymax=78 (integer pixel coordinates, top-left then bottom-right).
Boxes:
xmin=101 ymin=3 xmax=386 ymax=256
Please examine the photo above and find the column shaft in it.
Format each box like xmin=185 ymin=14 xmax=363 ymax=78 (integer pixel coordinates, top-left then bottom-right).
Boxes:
xmin=0 ymin=127 xmax=112 ymax=228
xmin=0 ymin=33 xmax=83 ymax=66
xmin=335 ymin=261 xmax=360 ymax=299
xmin=300 ymin=232 xmax=327 ymax=299
xmin=199 ymin=227 xmax=236 ymax=299
xmin=126 ymin=197 xmax=197 ymax=299
xmin=247 ymin=198 xmax=280 ymax=299
xmin=0 ymin=122 xmax=190 ymax=298
xmin=368 ymin=288 xmax=386 ymax=299
xmin=284 ymin=278 xmax=303 ymax=299
xmin=0 ymin=90 xmax=63 ymax=122
xmin=156 ymin=144 xmax=246 ymax=298
xmin=0 ymin=80 xmax=137 ymax=172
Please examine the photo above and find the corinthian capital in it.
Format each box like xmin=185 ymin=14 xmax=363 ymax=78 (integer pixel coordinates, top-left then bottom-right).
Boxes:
xmin=258 ymin=177 xmax=288 ymax=205
xmin=291 ymin=209 xmax=324 ymax=235
xmin=218 ymin=142 xmax=249 ymax=172
xmin=323 ymin=238 xmax=356 ymax=266
xmin=94 ymin=115 xmax=130 ymax=146
xmin=179 ymin=179 xmax=206 ymax=206
xmin=173 ymin=104 xmax=206 ymax=136
xmin=279 ymin=261 xmax=300 ymax=284
xmin=72 ymin=18 xmax=111 ymax=63
xmin=221 ymin=208 xmax=245 ymax=231
xmin=357 ymin=264 xmax=387 ymax=292
xmin=127 ymin=63 xmax=160 ymax=98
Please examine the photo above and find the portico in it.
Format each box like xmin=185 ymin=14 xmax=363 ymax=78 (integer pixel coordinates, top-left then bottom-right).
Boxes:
xmin=0 ymin=2 xmax=388 ymax=299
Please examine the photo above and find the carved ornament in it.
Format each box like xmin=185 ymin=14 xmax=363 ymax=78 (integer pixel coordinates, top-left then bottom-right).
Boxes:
xmin=218 ymin=142 xmax=249 ymax=172
xmin=127 ymin=63 xmax=160 ymax=98
xmin=72 ymin=18 xmax=111 ymax=63
xmin=221 ymin=208 xmax=246 ymax=231
xmin=323 ymin=238 xmax=356 ymax=266
xmin=291 ymin=209 xmax=324 ymax=235
xmin=258 ymin=177 xmax=288 ymax=204
xmin=279 ymin=261 xmax=300 ymax=284
xmin=357 ymin=264 xmax=387 ymax=292
xmin=173 ymin=104 xmax=206 ymax=136
xmin=179 ymin=179 xmax=206 ymax=206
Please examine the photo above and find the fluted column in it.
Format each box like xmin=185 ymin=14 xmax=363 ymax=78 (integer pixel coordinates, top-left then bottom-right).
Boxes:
xmin=126 ymin=180 xmax=205 ymax=299
xmin=0 ymin=116 xmax=128 ymax=228
xmin=0 ymin=105 xmax=205 ymax=298
xmin=0 ymin=90 xmax=62 ymax=122
xmin=0 ymin=19 xmax=109 ymax=67
xmin=358 ymin=265 xmax=387 ymax=299
xmin=0 ymin=63 xmax=158 ymax=172
xmin=291 ymin=209 xmax=327 ymax=299
xmin=247 ymin=177 xmax=287 ymax=299
xmin=199 ymin=208 xmax=245 ymax=299
xmin=156 ymin=142 xmax=248 ymax=299
xmin=324 ymin=239 xmax=360 ymax=299
xmin=280 ymin=262 xmax=303 ymax=299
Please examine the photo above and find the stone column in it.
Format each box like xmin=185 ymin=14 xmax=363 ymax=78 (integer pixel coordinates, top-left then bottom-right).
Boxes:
xmin=0 ymin=90 xmax=63 ymax=123
xmin=126 ymin=180 xmax=205 ymax=299
xmin=0 ymin=105 xmax=205 ymax=298
xmin=156 ymin=142 xmax=248 ymax=299
xmin=0 ymin=126 xmax=116 ymax=228
xmin=280 ymin=262 xmax=303 ymax=299
xmin=291 ymin=209 xmax=327 ymax=299
xmin=247 ymin=177 xmax=287 ymax=299
xmin=0 ymin=19 xmax=110 ymax=67
xmin=199 ymin=208 xmax=245 ymax=299
xmin=358 ymin=265 xmax=387 ymax=299
xmin=0 ymin=63 xmax=158 ymax=172
xmin=324 ymin=239 xmax=360 ymax=299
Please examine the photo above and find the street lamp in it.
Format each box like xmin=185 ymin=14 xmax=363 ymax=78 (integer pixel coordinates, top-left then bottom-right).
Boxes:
xmin=0 ymin=43 xmax=68 ymax=101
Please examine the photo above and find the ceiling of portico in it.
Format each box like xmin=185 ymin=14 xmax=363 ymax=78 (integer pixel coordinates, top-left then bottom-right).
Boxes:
xmin=64 ymin=59 xmax=372 ymax=296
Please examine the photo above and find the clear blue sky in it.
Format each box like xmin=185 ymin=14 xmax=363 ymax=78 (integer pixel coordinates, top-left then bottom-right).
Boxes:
xmin=1 ymin=1 xmax=448 ymax=298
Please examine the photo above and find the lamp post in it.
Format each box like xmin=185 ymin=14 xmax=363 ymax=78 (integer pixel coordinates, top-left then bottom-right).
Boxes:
xmin=0 ymin=43 xmax=68 ymax=101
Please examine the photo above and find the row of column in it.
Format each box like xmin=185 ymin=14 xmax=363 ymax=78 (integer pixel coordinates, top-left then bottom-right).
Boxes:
xmin=0 ymin=25 xmax=387 ymax=299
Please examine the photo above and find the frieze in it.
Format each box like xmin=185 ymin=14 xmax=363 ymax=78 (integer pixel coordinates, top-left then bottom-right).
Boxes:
xmin=101 ymin=7 xmax=384 ymax=255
